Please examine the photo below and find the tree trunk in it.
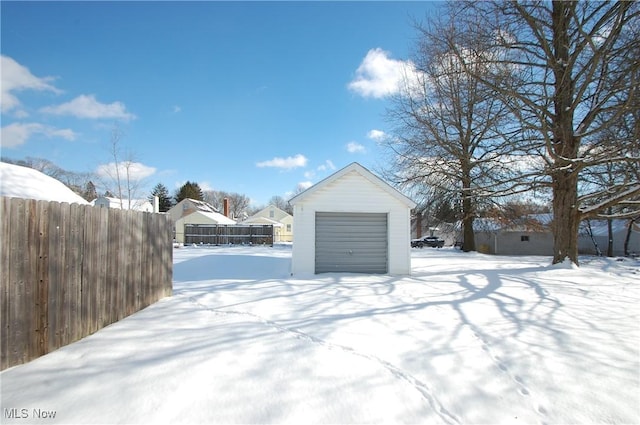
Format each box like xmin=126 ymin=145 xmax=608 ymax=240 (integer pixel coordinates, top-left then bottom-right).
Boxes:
xmin=462 ymin=213 xmax=476 ymax=252
xmin=624 ymin=218 xmax=636 ymax=257
xmin=461 ymin=176 xmax=476 ymax=252
xmin=607 ymin=210 xmax=614 ymax=257
xmin=551 ymin=171 xmax=580 ymax=264
xmin=550 ymin=1 xmax=581 ymax=265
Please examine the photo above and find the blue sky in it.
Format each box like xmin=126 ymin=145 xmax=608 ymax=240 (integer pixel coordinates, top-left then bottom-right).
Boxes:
xmin=1 ymin=1 xmax=440 ymax=206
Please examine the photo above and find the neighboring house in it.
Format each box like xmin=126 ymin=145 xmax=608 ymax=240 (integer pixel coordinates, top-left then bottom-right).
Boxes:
xmin=578 ymin=219 xmax=640 ymax=256
xmin=242 ymin=205 xmax=293 ymax=242
xmin=92 ymin=196 xmax=154 ymax=212
xmin=168 ymin=198 xmax=236 ymax=243
xmin=473 ymin=214 xmax=554 ymax=255
xmin=470 ymin=215 xmax=639 ymax=257
xmin=289 ymin=162 xmax=416 ymax=275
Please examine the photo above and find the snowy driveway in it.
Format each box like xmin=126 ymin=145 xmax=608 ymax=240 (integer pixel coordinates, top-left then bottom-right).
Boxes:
xmin=2 ymin=246 xmax=639 ymax=424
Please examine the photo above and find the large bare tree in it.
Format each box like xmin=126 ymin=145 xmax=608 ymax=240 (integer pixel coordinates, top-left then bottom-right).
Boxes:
xmin=382 ymin=11 xmax=524 ymax=252
xmin=451 ymin=1 xmax=639 ymax=264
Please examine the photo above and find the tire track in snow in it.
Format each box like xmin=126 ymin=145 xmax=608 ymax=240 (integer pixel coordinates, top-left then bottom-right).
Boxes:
xmin=187 ymin=296 xmax=461 ymax=425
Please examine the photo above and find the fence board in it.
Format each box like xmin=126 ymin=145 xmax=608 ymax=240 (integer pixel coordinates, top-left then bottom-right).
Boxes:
xmin=47 ymin=201 xmax=62 ymax=351
xmin=8 ymin=199 xmax=27 ymax=366
xmin=97 ymin=207 xmax=109 ymax=330
xmin=68 ymin=203 xmax=84 ymax=343
xmin=141 ymin=213 xmax=154 ymax=308
xmin=25 ymin=200 xmax=38 ymax=361
xmin=107 ymin=208 xmax=120 ymax=325
xmin=1 ymin=197 xmax=173 ymax=370
xmin=1 ymin=198 xmax=11 ymax=369
xmin=35 ymin=200 xmax=49 ymax=357
xmin=161 ymin=215 xmax=173 ymax=298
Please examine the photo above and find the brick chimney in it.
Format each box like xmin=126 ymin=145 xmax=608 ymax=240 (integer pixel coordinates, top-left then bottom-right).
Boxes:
xmin=223 ymin=198 xmax=229 ymax=217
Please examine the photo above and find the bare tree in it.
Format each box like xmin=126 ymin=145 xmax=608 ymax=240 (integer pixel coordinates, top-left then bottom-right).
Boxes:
xmin=203 ymin=190 xmax=251 ymax=219
xmin=268 ymin=195 xmax=293 ymax=215
xmin=99 ymin=126 xmax=148 ymax=209
xmin=382 ymin=10 xmax=523 ymax=252
xmin=451 ymin=1 xmax=640 ymax=264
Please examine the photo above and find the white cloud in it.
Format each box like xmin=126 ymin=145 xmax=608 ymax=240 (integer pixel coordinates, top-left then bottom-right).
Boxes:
xmin=1 ymin=55 xmax=62 ymax=113
xmin=199 ymin=181 xmax=214 ymax=192
xmin=41 ymin=94 xmax=135 ymax=121
xmin=95 ymin=161 xmax=156 ymax=181
xmin=317 ymin=160 xmax=336 ymax=172
xmin=346 ymin=142 xmax=366 ymax=154
xmin=173 ymin=105 xmax=182 ymax=113
xmin=296 ymin=181 xmax=314 ymax=192
xmin=348 ymin=48 xmax=417 ymax=99
xmin=367 ymin=129 xmax=387 ymax=141
xmin=304 ymin=170 xmax=316 ymax=179
xmin=1 ymin=122 xmax=77 ymax=148
xmin=256 ymin=154 xmax=308 ymax=170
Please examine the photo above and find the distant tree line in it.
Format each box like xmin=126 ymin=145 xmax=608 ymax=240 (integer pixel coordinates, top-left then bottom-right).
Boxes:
xmin=2 ymin=157 xmax=293 ymax=219
xmin=150 ymin=181 xmax=293 ymax=218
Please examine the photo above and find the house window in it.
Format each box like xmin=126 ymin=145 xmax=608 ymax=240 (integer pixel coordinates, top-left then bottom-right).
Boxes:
xmin=286 ymin=224 xmax=291 ymax=232
xmin=521 ymin=235 xmax=530 ymax=242
xmin=269 ymin=210 xmax=275 ymax=218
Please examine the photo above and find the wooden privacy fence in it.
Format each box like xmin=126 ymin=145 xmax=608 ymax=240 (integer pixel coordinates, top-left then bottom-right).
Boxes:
xmin=184 ymin=224 xmax=274 ymax=246
xmin=0 ymin=197 xmax=173 ymax=371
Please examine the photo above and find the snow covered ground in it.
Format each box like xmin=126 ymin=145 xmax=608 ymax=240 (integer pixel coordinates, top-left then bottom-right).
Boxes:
xmin=1 ymin=246 xmax=639 ymax=424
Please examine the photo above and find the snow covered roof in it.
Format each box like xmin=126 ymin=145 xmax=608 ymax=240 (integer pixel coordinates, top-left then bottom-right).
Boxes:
xmin=0 ymin=162 xmax=89 ymax=205
xmin=92 ymin=196 xmax=154 ymax=212
xmin=183 ymin=210 xmax=236 ymax=225
xmin=289 ymin=162 xmax=416 ymax=208
xmin=241 ymin=216 xmax=284 ymax=227
xmin=186 ymin=198 xmax=219 ymax=213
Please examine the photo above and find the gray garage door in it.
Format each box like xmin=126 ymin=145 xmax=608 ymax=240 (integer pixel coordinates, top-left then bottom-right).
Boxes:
xmin=315 ymin=212 xmax=388 ymax=274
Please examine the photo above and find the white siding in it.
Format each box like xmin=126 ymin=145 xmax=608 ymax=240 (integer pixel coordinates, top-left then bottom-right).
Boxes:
xmin=292 ymin=170 xmax=412 ymax=275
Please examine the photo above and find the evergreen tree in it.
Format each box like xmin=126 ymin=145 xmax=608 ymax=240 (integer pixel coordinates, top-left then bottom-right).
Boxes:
xmin=174 ymin=181 xmax=204 ymax=203
xmin=82 ymin=181 xmax=98 ymax=202
xmin=149 ymin=183 xmax=173 ymax=212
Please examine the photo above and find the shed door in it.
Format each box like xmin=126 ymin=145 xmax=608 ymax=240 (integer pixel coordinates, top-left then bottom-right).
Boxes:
xmin=315 ymin=212 xmax=388 ymax=274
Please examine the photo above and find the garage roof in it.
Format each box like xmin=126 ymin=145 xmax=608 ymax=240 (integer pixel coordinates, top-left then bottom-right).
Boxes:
xmin=289 ymin=162 xmax=416 ymax=208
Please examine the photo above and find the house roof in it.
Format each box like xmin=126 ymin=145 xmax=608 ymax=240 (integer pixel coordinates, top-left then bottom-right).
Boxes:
xmin=243 ymin=204 xmax=292 ymax=222
xmin=289 ymin=162 xmax=416 ymax=208
xmin=183 ymin=198 xmax=219 ymax=213
xmin=180 ymin=210 xmax=236 ymax=224
xmin=241 ymin=216 xmax=284 ymax=227
xmin=0 ymin=162 xmax=89 ymax=205
xmin=93 ymin=196 xmax=153 ymax=211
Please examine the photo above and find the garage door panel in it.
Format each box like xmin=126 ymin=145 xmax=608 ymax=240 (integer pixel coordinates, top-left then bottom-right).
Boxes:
xmin=315 ymin=212 xmax=387 ymax=274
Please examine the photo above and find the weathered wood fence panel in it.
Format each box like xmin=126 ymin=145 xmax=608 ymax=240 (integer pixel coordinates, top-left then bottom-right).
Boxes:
xmin=184 ymin=224 xmax=274 ymax=246
xmin=0 ymin=197 xmax=173 ymax=371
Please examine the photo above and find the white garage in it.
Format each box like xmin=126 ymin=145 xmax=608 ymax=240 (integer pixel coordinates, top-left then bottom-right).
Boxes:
xmin=289 ymin=162 xmax=416 ymax=275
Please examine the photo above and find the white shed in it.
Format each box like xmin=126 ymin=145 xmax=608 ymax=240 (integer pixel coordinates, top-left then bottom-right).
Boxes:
xmin=289 ymin=162 xmax=416 ymax=275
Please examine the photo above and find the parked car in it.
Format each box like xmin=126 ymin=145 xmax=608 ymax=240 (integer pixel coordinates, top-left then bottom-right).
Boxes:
xmin=411 ymin=235 xmax=445 ymax=248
